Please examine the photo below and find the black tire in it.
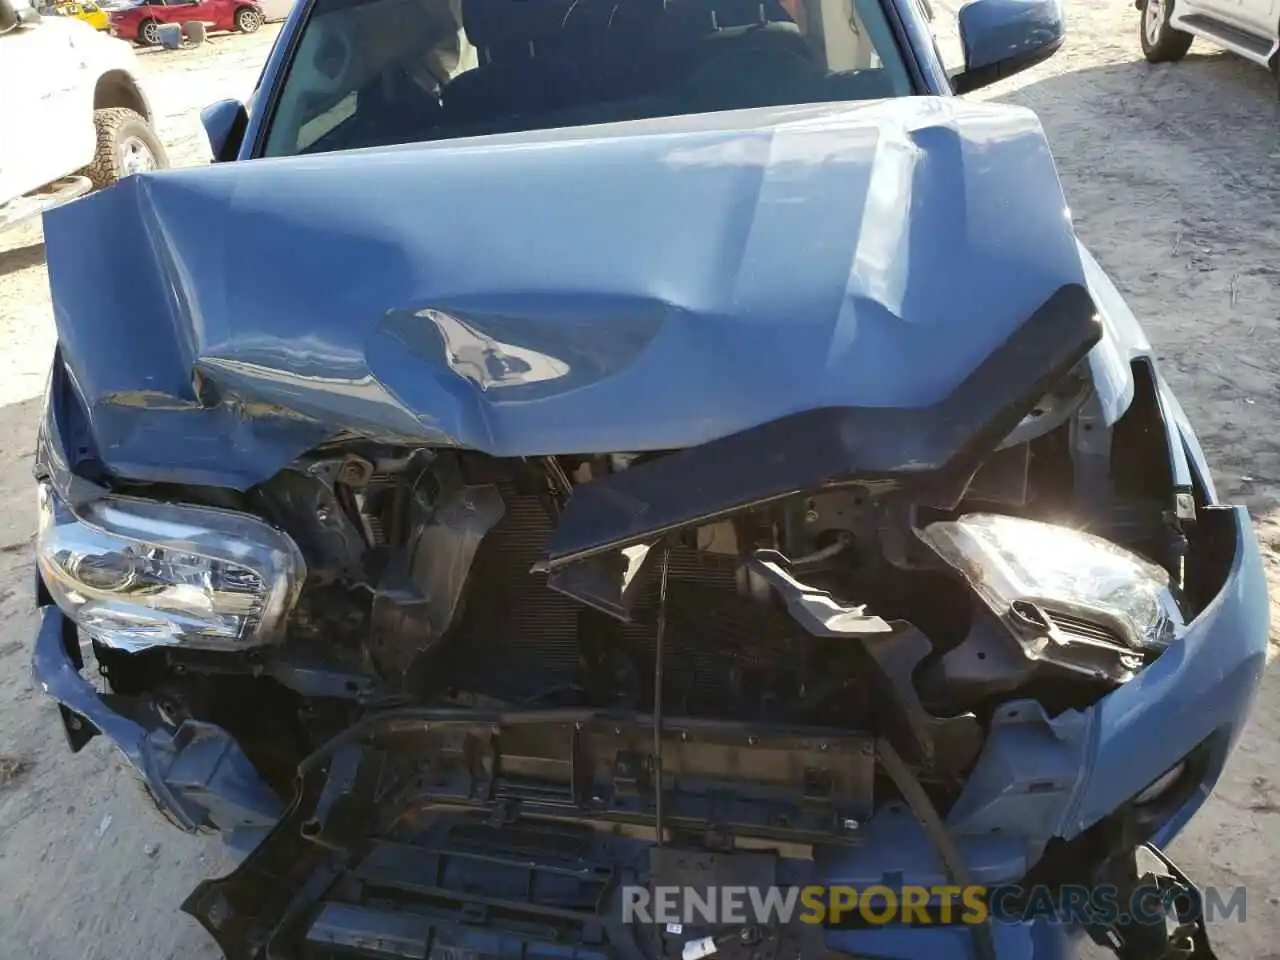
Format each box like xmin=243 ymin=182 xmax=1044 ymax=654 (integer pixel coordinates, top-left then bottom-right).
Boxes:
xmin=134 ymin=16 xmax=159 ymax=44
xmin=1140 ymin=0 xmax=1193 ymax=62
xmin=79 ymin=107 xmax=171 ymax=190
xmin=234 ymin=5 xmax=261 ymax=32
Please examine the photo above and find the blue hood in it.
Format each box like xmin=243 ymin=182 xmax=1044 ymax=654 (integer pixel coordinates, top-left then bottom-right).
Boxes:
xmin=43 ymin=96 xmax=1089 ymax=490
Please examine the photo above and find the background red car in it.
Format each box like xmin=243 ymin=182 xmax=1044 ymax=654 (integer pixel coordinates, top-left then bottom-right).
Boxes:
xmin=107 ymin=0 xmax=263 ymax=45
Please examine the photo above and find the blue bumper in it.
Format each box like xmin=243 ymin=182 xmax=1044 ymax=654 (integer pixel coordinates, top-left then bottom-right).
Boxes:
xmin=30 ymin=506 xmax=1267 ymax=958
xmin=30 ymin=603 xmax=284 ymax=840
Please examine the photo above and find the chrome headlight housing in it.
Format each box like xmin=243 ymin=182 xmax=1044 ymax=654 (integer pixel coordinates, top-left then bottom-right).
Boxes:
xmin=919 ymin=512 xmax=1185 ymax=654
xmin=36 ymin=483 xmax=306 ymax=653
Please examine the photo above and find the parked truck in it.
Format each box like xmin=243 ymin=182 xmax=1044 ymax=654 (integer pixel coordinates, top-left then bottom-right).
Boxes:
xmin=0 ymin=0 xmax=168 ymax=232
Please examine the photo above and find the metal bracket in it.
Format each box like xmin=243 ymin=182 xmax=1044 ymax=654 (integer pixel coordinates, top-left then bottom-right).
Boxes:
xmin=1087 ymin=844 xmax=1222 ymax=960
xmin=746 ymin=550 xmax=892 ymax=636
xmin=746 ymin=549 xmax=983 ymax=768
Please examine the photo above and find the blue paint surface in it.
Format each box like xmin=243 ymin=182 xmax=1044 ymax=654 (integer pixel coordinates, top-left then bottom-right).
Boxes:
xmin=44 ymin=97 xmax=1087 ymax=487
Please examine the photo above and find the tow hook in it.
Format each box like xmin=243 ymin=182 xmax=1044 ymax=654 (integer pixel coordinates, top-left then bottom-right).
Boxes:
xmin=1085 ymin=844 xmax=1221 ymax=959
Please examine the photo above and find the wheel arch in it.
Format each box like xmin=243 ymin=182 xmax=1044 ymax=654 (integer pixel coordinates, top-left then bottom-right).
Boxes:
xmin=93 ymin=70 xmax=153 ymax=124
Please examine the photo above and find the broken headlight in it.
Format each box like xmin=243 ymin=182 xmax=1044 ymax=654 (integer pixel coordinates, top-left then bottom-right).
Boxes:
xmin=919 ymin=513 xmax=1185 ymax=653
xmin=36 ymin=483 xmax=305 ymax=653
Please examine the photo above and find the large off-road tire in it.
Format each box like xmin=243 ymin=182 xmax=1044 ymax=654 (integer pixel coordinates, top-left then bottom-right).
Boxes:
xmin=1140 ymin=0 xmax=1193 ymax=62
xmin=80 ymin=107 xmax=170 ymax=190
xmin=135 ymin=16 xmax=159 ymax=44
xmin=234 ymin=5 xmax=262 ymax=32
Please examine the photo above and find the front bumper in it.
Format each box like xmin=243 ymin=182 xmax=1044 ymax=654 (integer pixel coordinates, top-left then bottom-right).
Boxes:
xmin=30 ymin=505 xmax=1267 ymax=958
xmin=30 ymin=603 xmax=284 ymax=840
xmin=179 ymin=775 xmax=1220 ymax=960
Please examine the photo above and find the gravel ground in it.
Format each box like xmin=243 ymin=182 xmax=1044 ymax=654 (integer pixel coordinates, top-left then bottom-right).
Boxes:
xmin=0 ymin=5 xmax=1277 ymax=957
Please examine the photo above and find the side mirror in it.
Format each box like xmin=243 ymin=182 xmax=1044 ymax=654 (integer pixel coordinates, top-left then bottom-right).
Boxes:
xmin=201 ymin=99 xmax=249 ymax=162
xmin=951 ymin=0 xmax=1065 ymax=94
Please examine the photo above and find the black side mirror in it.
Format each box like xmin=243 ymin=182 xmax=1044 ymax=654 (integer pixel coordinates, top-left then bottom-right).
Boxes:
xmin=201 ymin=99 xmax=249 ymax=162
xmin=951 ymin=0 xmax=1065 ymax=94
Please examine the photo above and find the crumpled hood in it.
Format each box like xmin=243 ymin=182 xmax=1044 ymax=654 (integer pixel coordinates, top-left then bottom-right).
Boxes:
xmin=43 ymin=96 xmax=1091 ymax=490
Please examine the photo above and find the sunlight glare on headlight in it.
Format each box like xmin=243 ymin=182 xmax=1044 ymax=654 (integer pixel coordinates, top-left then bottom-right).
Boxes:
xmin=919 ymin=512 xmax=1185 ymax=652
xmin=36 ymin=483 xmax=305 ymax=653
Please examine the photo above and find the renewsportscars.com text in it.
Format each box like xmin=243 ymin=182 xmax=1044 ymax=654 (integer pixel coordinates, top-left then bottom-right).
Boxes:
xmin=621 ymin=885 xmax=1247 ymax=927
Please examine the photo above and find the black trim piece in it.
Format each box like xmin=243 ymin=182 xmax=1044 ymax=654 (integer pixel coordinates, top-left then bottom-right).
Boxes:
xmin=213 ymin=104 xmax=249 ymax=164
xmin=879 ymin=0 xmax=938 ymax=93
xmin=545 ymin=284 xmax=1101 ymax=569
xmin=1085 ymin=844 xmax=1223 ymax=959
xmin=950 ymin=34 xmax=1066 ymax=95
xmin=1178 ymin=13 xmax=1272 ymax=56
xmin=876 ymin=737 xmax=996 ymax=960
xmin=246 ymin=0 xmax=321 ymax=158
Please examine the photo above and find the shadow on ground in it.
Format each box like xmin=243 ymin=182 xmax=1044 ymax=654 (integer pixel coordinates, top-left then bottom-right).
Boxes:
xmin=1001 ymin=49 xmax=1279 ymax=197
xmin=0 ymin=243 xmax=46 ymax=280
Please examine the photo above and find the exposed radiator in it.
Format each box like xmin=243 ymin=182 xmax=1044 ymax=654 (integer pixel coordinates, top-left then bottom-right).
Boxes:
xmin=447 ymin=485 xmax=813 ymax=712
xmin=450 ymin=487 xmax=583 ymax=682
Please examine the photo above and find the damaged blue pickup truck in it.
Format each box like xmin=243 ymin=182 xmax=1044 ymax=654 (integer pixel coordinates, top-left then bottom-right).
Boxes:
xmin=27 ymin=0 xmax=1269 ymax=954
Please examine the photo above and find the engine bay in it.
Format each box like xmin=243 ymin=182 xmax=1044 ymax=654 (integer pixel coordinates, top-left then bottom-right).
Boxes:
xmin=87 ymin=368 xmax=1192 ymax=818
xmin=273 ymin=447 xmax=978 ymax=721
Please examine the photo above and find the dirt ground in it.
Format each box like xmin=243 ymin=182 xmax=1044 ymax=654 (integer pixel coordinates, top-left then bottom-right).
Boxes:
xmin=0 ymin=3 xmax=1277 ymax=957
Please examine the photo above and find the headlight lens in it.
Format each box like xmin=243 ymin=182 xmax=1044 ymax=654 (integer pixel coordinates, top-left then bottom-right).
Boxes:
xmin=36 ymin=483 xmax=306 ymax=653
xmin=919 ymin=513 xmax=1184 ymax=652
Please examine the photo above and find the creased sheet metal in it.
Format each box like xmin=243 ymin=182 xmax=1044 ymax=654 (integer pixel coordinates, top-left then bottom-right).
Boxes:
xmin=43 ymin=96 xmax=1089 ymax=488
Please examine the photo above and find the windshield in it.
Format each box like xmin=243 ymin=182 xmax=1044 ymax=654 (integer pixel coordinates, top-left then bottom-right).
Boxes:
xmin=261 ymin=0 xmax=912 ymax=157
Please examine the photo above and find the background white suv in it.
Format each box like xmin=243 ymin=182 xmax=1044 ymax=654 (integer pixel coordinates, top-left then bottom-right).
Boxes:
xmin=1139 ymin=0 xmax=1280 ymax=91
xmin=0 ymin=0 xmax=168 ymax=231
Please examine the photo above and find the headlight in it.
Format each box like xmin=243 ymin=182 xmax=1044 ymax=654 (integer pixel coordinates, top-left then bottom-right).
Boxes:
xmin=919 ymin=513 xmax=1185 ymax=653
xmin=36 ymin=483 xmax=305 ymax=653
